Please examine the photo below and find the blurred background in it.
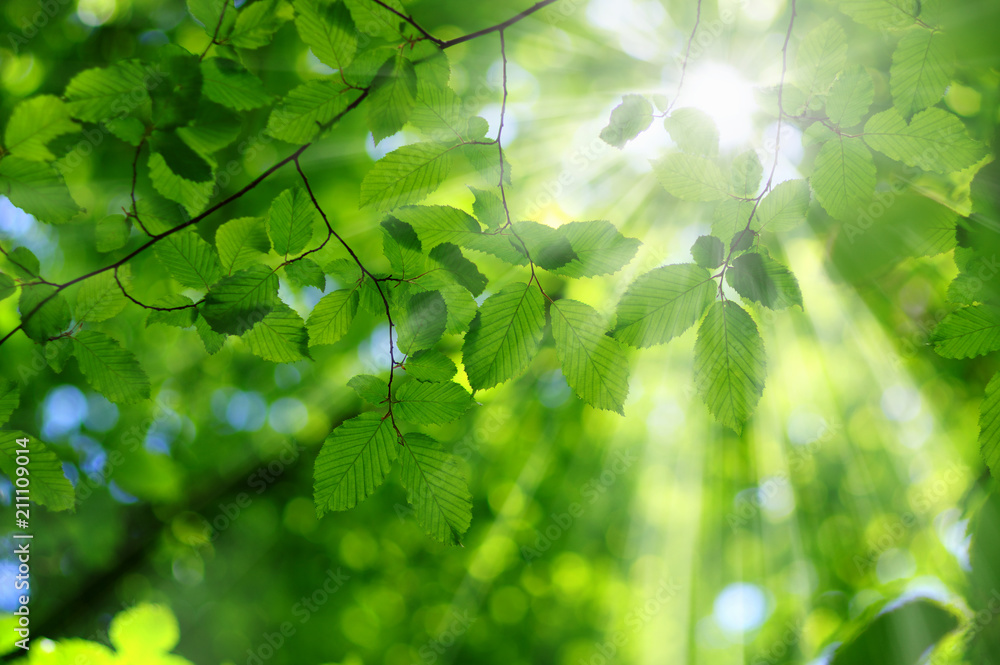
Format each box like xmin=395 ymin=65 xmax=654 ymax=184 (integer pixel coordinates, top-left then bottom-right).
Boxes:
xmin=1 ymin=0 xmax=999 ymax=663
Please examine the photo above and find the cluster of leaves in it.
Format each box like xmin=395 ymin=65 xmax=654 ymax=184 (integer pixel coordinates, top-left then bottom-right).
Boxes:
xmin=597 ymin=0 xmax=988 ymax=436
xmin=0 ymin=0 xmax=652 ymax=546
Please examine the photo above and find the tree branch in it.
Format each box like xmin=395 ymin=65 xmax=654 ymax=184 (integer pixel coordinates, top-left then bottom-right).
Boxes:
xmin=0 ymin=0 xmax=558 ymax=348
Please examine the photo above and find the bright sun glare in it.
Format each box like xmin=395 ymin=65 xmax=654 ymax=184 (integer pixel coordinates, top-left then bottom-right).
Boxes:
xmin=676 ymin=63 xmax=758 ymax=148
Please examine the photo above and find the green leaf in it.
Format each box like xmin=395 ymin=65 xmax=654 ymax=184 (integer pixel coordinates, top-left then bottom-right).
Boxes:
xmin=216 ymin=216 xmax=270 ymax=275
xmin=551 ymin=299 xmax=630 ymax=414
xmin=342 ymin=46 xmax=395 ymax=87
xmin=410 ymin=86 xmax=479 ymax=144
xmin=462 ymin=282 xmax=544 ymax=391
xmin=148 ymin=151 xmax=215 ymax=215
xmin=404 ymin=350 xmax=457 ymax=382
xmin=691 ymin=235 xmax=725 ymax=270
xmin=0 ymin=432 xmax=75 ymax=511
xmin=393 ymin=380 xmax=471 ymax=424
xmin=6 ymin=246 xmax=40 ymax=279
xmin=344 ymin=0 xmax=406 ymax=39
xmin=200 ymin=57 xmax=272 ymax=110
xmin=149 ymin=129 xmax=213 ymax=183
xmin=135 ymin=191 xmax=189 ymax=235
xmin=753 ymin=179 xmax=811 ymax=233
xmin=725 ymin=252 xmax=803 ymax=310
xmin=294 ymin=0 xmax=357 ymax=71
xmin=307 ymin=288 xmax=358 ymax=346
xmin=267 ymin=79 xmax=359 ymax=144
xmin=146 ymin=295 xmax=198 ymax=329
xmin=980 ymin=371 xmax=1000 ymax=480
xmin=836 ymin=0 xmax=919 ymax=31
xmin=0 ymin=273 xmax=14 ymax=303
xmin=469 ymin=187 xmax=506 ymax=230
xmin=71 ymin=330 xmax=151 ymax=404
xmin=64 ymin=60 xmax=152 ymax=123
xmin=730 ymin=230 xmax=754 ymax=253
xmin=509 ymin=221 xmax=578 ymax=271
xmin=177 ymin=101 xmax=241 ymax=155
xmin=381 ymin=217 xmax=425 ymax=277
xmin=428 ymin=243 xmax=488 ymax=297
xmin=863 ymin=107 xmax=986 ymax=174
xmin=188 ymin=0 xmax=236 ymax=39
xmin=154 ymin=229 xmax=223 ymax=290
xmin=890 ymin=28 xmax=952 ymax=116
xmin=828 ymin=599 xmax=958 ymax=665
xmin=0 ymin=380 xmax=19 ymax=428
xmin=459 ymin=141 xmax=511 ymax=187
xmin=811 ymin=137 xmax=876 ymax=220
xmin=285 ymin=258 xmax=326 ymax=290
xmin=930 ymin=305 xmax=1000 ymax=358
xmin=796 ymin=19 xmax=848 ymax=94
xmin=436 ymin=283 xmax=477 ymax=335
xmin=396 ymin=290 xmax=447 ymax=355
xmin=368 ymin=52 xmax=417 ymax=144
xmin=694 ymin=301 xmax=766 ymax=433
xmin=0 ymin=156 xmax=81 ymax=224
xmin=195 ymin=313 xmax=228 ymax=353
xmin=399 ymin=432 xmax=472 ymax=546
xmin=711 ymin=198 xmax=755 ymax=245
xmin=150 ymin=46 xmax=203 ymax=130
xmin=731 ymin=150 xmax=763 ymax=197
xmin=201 ymin=264 xmax=279 ymax=335
xmin=243 ymin=302 xmax=311 ymax=363
xmin=613 ymin=264 xmax=716 ymax=348
xmin=19 ymin=284 xmax=71 ymax=343
xmin=4 ymin=95 xmax=79 ymax=161
xmin=267 ymin=187 xmax=316 ymax=257
xmin=75 ymin=266 xmax=130 ymax=323
xmin=391 ymin=205 xmax=482 ymax=249
xmin=325 ymin=257 xmax=362 ymax=285
xmin=347 ymin=374 xmax=388 ymax=404
xmin=827 ymin=66 xmax=875 ymax=127
xmin=664 ymin=108 xmax=719 ymax=157
xmin=547 ymin=220 xmax=641 ymax=279
xmin=228 ymin=0 xmax=291 ymax=48
xmin=359 ymin=142 xmax=454 ymax=210
xmin=314 ymin=412 xmax=397 ymax=515
xmin=599 ymin=94 xmax=653 ymax=149
xmin=96 ymin=215 xmax=131 ymax=252
xmin=652 ymin=153 xmax=729 ymax=201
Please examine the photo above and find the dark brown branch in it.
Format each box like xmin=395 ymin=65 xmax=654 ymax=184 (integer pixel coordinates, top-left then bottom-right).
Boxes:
xmin=439 ymin=0 xmax=560 ymax=48
xmin=294 ymin=158 xmax=404 ymax=442
xmin=114 ymin=265 xmax=201 ymax=311
xmin=367 ymin=0 xmax=445 ymax=46
xmin=0 ymin=89 xmax=370 ymax=349
xmin=0 ymin=0 xmax=556 ymax=348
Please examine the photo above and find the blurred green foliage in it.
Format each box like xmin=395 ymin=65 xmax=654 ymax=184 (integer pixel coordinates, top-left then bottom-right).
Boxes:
xmin=0 ymin=0 xmax=1000 ymax=664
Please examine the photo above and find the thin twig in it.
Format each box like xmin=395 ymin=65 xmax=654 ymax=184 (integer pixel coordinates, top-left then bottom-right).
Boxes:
xmin=664 ymin=0 xmax=703 ymax=116
xmin=716 ymin=0 xmax=796 ymax=298
xmin=294 ymin=158 xmax=405 ymax=443
xmin=128 ymin=139 xmax=152 ymax=236
xmin=199 ymin=0 xmax=230 ymax=60
xmin=114 ymin=265 xmax=202 ymax=311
